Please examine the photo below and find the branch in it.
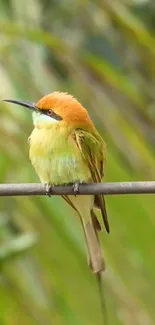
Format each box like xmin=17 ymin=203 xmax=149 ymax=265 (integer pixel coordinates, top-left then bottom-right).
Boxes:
xmin=0 ymin=181 xmax=155 ymax=196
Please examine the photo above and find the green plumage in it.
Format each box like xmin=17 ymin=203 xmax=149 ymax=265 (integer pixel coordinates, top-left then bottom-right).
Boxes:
xmin=72 ymin=128 xmax=109 ymax=233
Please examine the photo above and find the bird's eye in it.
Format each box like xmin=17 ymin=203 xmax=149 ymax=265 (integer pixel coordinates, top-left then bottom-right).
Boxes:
xmin=47 ymin=109 xmax=53 ymax=116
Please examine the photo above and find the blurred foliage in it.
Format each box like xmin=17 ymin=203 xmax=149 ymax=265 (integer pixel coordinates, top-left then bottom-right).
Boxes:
xmin=0 ymin=0 xmax=155 ymax=324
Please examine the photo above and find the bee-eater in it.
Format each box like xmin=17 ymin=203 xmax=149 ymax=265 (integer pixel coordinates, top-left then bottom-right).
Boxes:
xmin=4 ymin=92 xmax=110 ymax=275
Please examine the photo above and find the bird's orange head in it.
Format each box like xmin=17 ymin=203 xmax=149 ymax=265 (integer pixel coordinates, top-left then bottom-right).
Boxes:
xmin=3 ymin=92 xmax=94 ymax=130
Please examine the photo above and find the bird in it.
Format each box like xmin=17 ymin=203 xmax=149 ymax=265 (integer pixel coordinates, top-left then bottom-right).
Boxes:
xmin=3 ymin=92 xmax=110 ymax=317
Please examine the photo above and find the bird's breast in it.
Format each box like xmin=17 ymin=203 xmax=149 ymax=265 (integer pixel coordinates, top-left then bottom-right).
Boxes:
xmin=29 ymin=126 xmax=91 ymax=184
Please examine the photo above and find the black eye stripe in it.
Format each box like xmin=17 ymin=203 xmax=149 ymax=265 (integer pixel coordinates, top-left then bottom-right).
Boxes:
xmin=40 ymin=109 xmax=62 ymax=121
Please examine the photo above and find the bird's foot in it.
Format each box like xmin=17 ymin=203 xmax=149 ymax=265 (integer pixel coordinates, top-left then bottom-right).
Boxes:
xmin=45 ymin=183 xmax=52 ymax=197
xmin=72 ymin=181 xmax=80 ymax=196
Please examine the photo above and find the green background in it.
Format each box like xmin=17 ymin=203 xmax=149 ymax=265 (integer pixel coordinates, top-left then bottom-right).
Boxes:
xmin=0 ymin=1 xmax=155 ymax=324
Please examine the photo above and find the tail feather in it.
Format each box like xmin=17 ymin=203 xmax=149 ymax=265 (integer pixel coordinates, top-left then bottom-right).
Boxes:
xmin=96 ymin=273 xmax=108 ymax=325
xmin=67 ymin=195 xmax=107 ymax=322
xmin=81 ymin=215 xmax=108 ymax=323
xmin=81 ymin=215 xmax=105 ymax=273
xmin=91 ymin=209 xmax=101 ymax=231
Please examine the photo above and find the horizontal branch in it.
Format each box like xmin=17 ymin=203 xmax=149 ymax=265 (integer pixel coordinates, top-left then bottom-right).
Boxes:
xmin=0 ymin=181 xmax=155 ymax=196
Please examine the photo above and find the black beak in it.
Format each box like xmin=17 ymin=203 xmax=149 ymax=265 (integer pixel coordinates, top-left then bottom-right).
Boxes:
xmin=3 ymin=99 xmax=38 ymax=112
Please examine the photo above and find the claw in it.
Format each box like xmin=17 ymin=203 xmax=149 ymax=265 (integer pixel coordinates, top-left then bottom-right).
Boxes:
xmin=73 ymin=181 xmax=80 ymax=196
xmin=45 ymin=183 xmax=52 ymax=197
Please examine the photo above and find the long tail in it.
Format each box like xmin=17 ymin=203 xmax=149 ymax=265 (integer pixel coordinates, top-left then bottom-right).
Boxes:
xmin=96 ymin=273 xmax=108 ymax=325
xmin=81 ymin=215 xmax=105 ymax=273
xmin=66 ymin=194 xmax=108 ymax=323
xmin=80 ymin=212 xmax=108 ymax=324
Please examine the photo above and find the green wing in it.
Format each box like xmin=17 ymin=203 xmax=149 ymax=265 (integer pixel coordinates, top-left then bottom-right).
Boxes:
xmin=72 ymin=128 xmax=110 ymax=233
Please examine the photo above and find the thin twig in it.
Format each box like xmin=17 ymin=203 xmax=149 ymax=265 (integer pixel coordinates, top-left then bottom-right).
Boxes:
xmin=0 ymin=181 xmax=154 ymax=196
